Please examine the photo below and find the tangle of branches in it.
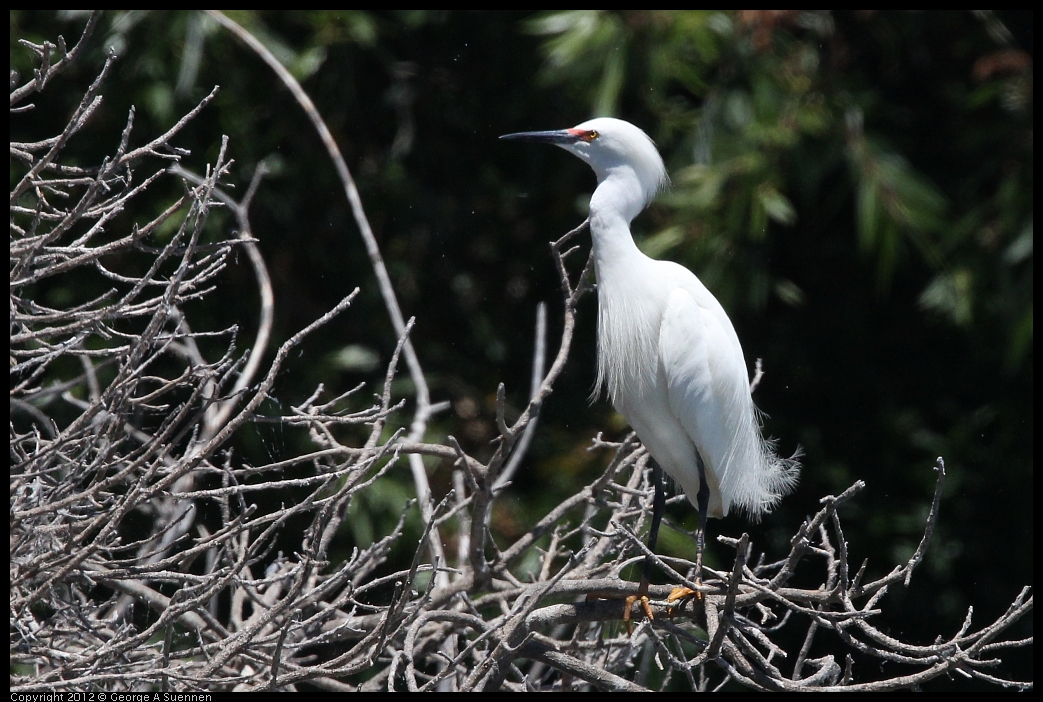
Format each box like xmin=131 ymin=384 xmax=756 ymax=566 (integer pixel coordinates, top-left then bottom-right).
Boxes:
xmin=10 ymin=12 xmax=1032 ymax=692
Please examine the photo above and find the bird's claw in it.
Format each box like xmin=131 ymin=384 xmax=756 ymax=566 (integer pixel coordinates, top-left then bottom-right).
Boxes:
xmin=623 ymin=593 xmax=656 ymax=635
xmin=665 ymin=583 xmax=703 ymax=617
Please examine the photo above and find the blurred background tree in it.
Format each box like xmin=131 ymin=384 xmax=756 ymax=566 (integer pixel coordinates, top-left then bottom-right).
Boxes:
xmin=11 ymin=10 xmax=1031 ymax=688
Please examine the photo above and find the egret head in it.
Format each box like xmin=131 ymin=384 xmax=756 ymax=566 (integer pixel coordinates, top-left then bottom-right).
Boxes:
xmin=501 ymin=117 xmax=669 ymax=211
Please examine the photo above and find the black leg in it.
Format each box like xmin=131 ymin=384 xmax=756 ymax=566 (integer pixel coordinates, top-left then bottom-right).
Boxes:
xmin=624 ymin=460 xmax=667 ymax=631
xmin=695 ymin=452 xmax=709 ymax=584
xmin=662 ymin=455 xmax=709 ymax=614
xmin=643 ymin=460 xmax=666 ymax=584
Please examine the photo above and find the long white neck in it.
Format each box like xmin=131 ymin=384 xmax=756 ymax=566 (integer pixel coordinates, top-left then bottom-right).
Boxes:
xmin=588 ymin=170 xmax=660 ymax=405
xmin=588 ymin=169 xmax=649 ymax=275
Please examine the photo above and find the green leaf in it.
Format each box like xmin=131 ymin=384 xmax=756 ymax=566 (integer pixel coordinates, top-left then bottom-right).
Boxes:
xmin=756 ymin=184 xmax=797 ymax=226
xmin=919 ymin=268 xmax=974 ymax=326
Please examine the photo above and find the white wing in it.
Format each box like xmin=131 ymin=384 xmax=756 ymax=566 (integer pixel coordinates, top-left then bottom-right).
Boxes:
xmin=658 ymin=277 xmax=797 ymax=518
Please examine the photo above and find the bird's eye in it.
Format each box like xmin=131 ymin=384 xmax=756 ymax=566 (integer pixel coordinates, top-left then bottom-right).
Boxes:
xmin=587 ymin=130 xmax=599 ymax=141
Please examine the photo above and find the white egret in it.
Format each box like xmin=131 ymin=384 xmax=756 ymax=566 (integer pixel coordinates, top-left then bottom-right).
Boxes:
xmin=501 ymin=117 xmax=798 ymax=610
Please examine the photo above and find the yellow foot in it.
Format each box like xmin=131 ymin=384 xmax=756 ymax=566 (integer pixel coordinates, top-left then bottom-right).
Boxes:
xmin=665 ymin=585 xmax=702 ymax=617
xmin=623 ymin=592 xmax=655 ymax=635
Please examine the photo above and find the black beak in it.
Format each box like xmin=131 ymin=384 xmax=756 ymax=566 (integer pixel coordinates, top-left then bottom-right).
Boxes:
xmin=499 ymin=129 xmax=579 ymax=145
